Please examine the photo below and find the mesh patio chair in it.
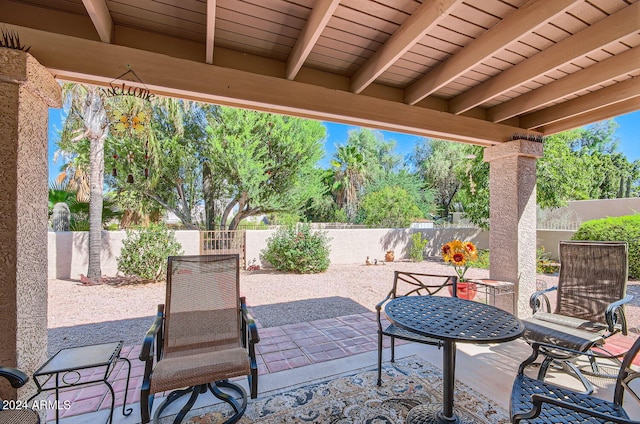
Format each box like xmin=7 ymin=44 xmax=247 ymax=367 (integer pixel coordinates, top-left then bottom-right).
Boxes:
xmin=139 ymin=254 xmax=259 ymax=424
xmin=376 ymin=271 xmax=457 ymax=386
xmin=511 ymin=335 xmax=640 ymax=423
xmin=520 ymin=241 xmax=632 ymax=394
xmin=0 ymin=367 xmax=40 ymax=424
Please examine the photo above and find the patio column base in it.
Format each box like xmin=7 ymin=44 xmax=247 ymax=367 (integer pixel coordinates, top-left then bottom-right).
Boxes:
xmin=484 ymin=139 xmax=543 ymax=318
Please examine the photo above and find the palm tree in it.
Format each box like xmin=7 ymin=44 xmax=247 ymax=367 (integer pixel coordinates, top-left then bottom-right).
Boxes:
xmin=58 ymin=84 xmax=108 ymax=283
xmin=331 ymin=144 xmax=367 ymax=221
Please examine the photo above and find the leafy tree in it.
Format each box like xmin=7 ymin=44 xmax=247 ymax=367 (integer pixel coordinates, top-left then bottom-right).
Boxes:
xmin=364 ymin=170 xmax=436 ymax=219
xmin=106 ymin=97 xmax=209 ymax=229
xmin=358 ymin=186 xmax=422 ymax=228
xmin=456 ymin=122 xmax=639 ymax=228
xmin=342 ymin=128 xmax=401 ymax=177
xmin=412 ymin=139 xmax=467 ymax=219
xmin=455 ymin=145 xmax=490 ymax=228
xmin=205 ymin=107 xmax=326 ymax=230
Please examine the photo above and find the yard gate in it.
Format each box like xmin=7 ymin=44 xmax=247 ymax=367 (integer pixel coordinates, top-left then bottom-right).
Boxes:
xmin=200 ymin=230 xmax=246 ymax=266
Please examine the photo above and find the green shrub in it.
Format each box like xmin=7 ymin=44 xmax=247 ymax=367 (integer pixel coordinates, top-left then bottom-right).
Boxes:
xmin=409 ymin=232 xmax=428 ymax=262
xmin=117 ymin=223 xmax=183 ymax=282
xmin=467 ymin=248 xmax=557 ymax=274
xmin=469 ymin=249 xmax=490 ymax=269
xmin=261 ymin=224 xmax=331 ymax=273
xmin=572 ymin=214 xmax=640 ymax=279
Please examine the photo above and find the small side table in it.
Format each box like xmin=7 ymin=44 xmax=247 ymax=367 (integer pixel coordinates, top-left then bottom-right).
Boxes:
xmin=28 ymin=341 xmax=132 ymax=423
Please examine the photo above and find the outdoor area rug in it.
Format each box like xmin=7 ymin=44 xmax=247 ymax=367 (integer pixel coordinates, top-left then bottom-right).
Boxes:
xmin=184 ymin=355 xmax=509 ymax=423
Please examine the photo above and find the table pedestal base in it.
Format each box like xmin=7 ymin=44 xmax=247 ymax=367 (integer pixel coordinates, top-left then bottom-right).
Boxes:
xmin=407 ymin=404 xmax=459 ymax=424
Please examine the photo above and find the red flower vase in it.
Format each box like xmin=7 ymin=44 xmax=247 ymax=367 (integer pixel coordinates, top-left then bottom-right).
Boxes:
xmin=448 ymin=281 xmax=478 ymax=300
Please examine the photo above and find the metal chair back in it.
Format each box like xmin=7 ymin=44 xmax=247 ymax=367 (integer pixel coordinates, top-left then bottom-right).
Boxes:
xmin=556 ymin=241 xmax=628 ymax=324
xmin=164 ymin=254 xmax=241 ymax=355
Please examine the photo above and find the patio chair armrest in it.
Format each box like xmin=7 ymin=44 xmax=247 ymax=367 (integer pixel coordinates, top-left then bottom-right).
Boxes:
xmin=375 ymin=294 xmax=392 ymax=312
xmin=606 ymin=295 xmax=634 ymax=335
xmin=529 ymin=286 xmax=557 ymax=313
xmin=139 ymin=304 xmax=164 ymax=363
xmin=529 ymin=341 xmax=626 ymax=362
xmin=241 ymin=297 xmax=260 ymax=345
xmin=513 ymin=394 xmax=638 ymax=424
xmin=0 ymin=367 xmax=29 ymax=388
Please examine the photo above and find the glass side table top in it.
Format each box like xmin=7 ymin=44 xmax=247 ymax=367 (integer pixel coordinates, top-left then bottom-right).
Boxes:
xmin=35 ymin=341 xmax=123 ymax=375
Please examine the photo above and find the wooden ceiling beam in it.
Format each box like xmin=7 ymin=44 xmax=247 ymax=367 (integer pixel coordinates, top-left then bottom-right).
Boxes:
xmin=540 ymin=98 xmax=640 ymax=135
xmin=404 ymin=0 xmax=581 ymax=106
xmin=488 ymin=47 xmax=640 ymax=123
xmin=521 ymin=77 xmax=640 ymax=129
xmin=449 ymin=2 xmax=640 ymax=114
xmin=7 ymin=24 xmax=531 ymax=146
xmin=349 ymin=0 xmax=462 ymax=94
xmin=81 ymin=0 xmax=113 ymax=43
xmin=286 ymin=0 xmax=340 ymax=80
xmin=205 ymin=0 xmax=216 ymax=64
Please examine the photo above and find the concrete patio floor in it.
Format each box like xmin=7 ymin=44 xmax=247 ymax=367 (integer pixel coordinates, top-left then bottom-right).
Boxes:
xmin=43 ymin=310 xmax=639 ymax=424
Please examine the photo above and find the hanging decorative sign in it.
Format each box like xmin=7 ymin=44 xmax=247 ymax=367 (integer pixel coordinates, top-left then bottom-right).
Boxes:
xmin=101 ymin=65 xmax=155 ymax=102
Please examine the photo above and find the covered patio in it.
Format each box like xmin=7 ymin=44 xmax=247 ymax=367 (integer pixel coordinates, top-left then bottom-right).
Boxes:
xmin=1 ymin=0 xmax=639 ymax=421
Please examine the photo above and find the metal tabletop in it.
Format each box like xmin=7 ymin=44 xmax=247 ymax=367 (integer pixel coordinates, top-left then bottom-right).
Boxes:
xmin=385 ymin=295 xmax=524 ymax=344
xmin=385 ymin=295 xmax=524 ymax=423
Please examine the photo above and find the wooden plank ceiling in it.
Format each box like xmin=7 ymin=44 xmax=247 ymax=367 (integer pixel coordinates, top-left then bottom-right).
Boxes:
xmin=1 ymin=0 xmax=638 ymax=146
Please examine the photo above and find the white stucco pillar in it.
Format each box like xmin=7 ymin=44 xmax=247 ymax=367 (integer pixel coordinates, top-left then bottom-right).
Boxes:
xmin=0 ymin=47 xmax=61 ymax=399
xmin=484 ymin=139 xmax=543 ymax=318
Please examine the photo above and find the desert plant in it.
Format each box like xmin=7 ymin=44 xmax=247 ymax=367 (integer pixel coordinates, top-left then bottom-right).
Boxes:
xmin=409 ymin=232 xmax=428 ymax=262
xmin=573 ymin=214 xmax=640 ymax=279
xmin=261 ymin=223 xmax=331 ymax=273
xmin=52 ymin=202 xmax=71 ymax=231
xmin=117 ymin=223 xmax=183 ymax=282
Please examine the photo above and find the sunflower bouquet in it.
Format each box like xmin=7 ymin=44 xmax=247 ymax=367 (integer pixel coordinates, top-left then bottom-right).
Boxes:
xmin=441 ymin=240 xmax=478 ymax=282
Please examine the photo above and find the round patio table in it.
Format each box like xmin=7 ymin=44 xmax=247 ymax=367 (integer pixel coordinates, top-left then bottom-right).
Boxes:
xmin=385 ymin=295 xmax=524 ymax=423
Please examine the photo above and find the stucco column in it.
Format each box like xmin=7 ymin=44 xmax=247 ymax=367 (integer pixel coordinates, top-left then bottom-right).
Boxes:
xmin=0 ymin=47 xmax=61 ymax=399
xmin=484 ymin=139 xmax=543 ymax=318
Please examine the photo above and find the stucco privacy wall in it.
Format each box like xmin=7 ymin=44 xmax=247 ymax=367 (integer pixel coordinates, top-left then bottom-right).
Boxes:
xmin=542 ymin=198 xmax=640 ymax=224
xmin=46 ymin=228 xmax=600 ymax=280
xmin=0 ymin=48 xmax=61 ymax=400
xmin=48 ymin=230 xmax=201 ymax=279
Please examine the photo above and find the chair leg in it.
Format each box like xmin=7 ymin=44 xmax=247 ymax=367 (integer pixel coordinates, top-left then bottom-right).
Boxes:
xmin=250 ymin=367 xmax=258 ymax=399
xmin=390 ymin=336 xmax=396 ymax=362
xmin=174 ymin=385 xmax=205 ymax=424
xmin=377 ymin=333 xmax=384 ymax=386
xmin=152 ymin=386 xmax=196 ymax=424
xmin=537 ymin=356 xmax=553 ymax=380
xmin=209 ymin=380 xmax=248 ymax=424
xmin=518 ymin=343 xmax=541 ymax=374
xmin=140 ymin=389 xmax=154 ymax=424
xmin=561 ymin=361 xmax=595 ymax=395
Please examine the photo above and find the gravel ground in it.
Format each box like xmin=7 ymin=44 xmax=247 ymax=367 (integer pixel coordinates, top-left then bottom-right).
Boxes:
xmin=47 ymin=260 xmax=640 ymax=355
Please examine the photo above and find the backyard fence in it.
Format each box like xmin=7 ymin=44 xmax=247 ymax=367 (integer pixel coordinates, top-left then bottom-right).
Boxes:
xmin=200 ymin=230 xmax=246 ymax=266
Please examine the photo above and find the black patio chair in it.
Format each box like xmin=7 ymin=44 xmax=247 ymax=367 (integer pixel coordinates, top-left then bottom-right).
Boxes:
xmin=0 ymin=366 xmax=40 ymax=424
xmin=520 ymin=241 xmax=632 ymax=394
xmin=376 ymin=271 xmax=457 ymax=386
xmin=511 ymin=335 xmax=640 ymax=423
xmin=139 ymin=254 xmax=259 ymax=424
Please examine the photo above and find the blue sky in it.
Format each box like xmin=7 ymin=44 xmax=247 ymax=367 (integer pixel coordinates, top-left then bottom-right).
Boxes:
xmin=48 ymin=108 xmax=640 ymax=182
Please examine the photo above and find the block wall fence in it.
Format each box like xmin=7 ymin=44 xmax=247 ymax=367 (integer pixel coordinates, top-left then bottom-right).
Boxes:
xmin=47 ymin=228 xmax=573 ymax=280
